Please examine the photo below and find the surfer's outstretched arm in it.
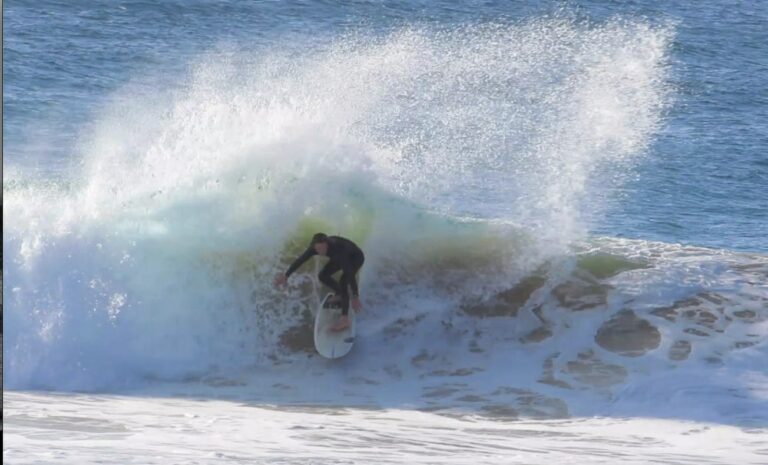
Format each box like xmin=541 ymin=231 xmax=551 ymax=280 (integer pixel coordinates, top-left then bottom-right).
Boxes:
xmin=275 ymin=246 xmax=317 ymax=287
xmin=285 ymin=246 xmax=317 ymax=277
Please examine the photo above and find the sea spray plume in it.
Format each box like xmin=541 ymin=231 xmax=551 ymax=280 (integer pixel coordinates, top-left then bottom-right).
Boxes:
xmin=68 ymin=18 xmax=672 ymax=252
xmin=3 ymin=18 xmax=672 ymax=390
xmin=345 ymin=20 xmax=672 ymax=249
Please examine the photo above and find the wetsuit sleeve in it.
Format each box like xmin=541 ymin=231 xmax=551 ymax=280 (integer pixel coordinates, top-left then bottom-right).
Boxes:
xmin=285 ymin=247 xmax=316 ymax=277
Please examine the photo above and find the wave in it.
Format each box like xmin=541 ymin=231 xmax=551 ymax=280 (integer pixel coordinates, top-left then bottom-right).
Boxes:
xmin=5 ymin=206 xmax=767 ymax=421
xmin=8 ymin=18 xmax=759 ymax=424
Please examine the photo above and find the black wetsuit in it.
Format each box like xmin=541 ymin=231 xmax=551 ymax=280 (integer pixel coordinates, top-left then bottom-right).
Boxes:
xmin=285 ymin=236 xmax=365 ymax=315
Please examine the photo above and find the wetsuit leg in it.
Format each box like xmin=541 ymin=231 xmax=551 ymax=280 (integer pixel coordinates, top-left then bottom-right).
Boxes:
xmin=318 ymin=260 xmax=343 ymax=295
xmin=338 ymin=252 xmax=365 ymax=316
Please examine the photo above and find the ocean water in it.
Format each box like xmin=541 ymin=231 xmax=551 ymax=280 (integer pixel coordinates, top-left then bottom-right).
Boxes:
xmin=3 ymin=1 xmax=768 ymax=463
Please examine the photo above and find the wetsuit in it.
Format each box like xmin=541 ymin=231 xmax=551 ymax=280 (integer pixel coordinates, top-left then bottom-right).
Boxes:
xmin=285 ymin=236 xmax=365 ymax=315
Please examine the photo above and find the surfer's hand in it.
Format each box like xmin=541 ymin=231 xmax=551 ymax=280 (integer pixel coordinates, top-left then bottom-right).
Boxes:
xmin=274 ymin=273 xmax=287 ymax=288
xmin=351 ymin=297 xmax=362 ymax=313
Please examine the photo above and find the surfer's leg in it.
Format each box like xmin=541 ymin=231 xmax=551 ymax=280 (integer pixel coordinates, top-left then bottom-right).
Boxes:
xmin=346 ymin=253 xmax=365 ymax=312
xmin=338 ymin=257 xmax=364 ymax=315
xmin=338 ymin=274 xmax=351 ymax=316
xmin=326 ymin=265 xmax=352 ymax=332
xmin=318 ymin=261 xmax=342 ymax=295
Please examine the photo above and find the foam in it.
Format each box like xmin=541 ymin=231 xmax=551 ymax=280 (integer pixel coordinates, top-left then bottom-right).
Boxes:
xmin=8 ymin=20 xmax=761 ymax=426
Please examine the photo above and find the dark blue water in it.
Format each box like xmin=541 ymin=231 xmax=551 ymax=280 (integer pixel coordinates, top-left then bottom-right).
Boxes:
xmin=600 ymin=2 xmax=768 ymax=252
xmin=4 ymin=0 xmax=767 ymax=252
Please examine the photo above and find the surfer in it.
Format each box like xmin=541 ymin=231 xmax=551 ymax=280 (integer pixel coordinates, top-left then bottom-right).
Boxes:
xmin=274 ymin=233 xmax=364 ymax=331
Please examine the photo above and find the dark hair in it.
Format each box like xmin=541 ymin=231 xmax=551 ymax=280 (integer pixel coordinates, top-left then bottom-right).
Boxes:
xmin=311 ymin=233 xmax=328 ymax=245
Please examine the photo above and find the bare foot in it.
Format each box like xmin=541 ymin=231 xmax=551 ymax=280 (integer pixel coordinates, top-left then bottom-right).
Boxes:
xmin=329 ymin=315 xmax=350 ymax=332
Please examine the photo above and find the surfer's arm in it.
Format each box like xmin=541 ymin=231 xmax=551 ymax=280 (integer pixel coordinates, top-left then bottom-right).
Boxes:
xmin=285 ymin=247 xmax=316 ymax=277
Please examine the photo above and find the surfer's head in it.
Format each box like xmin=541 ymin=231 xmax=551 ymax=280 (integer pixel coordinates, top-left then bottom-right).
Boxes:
xmin=311 ymin=233 xmax=329 ymax=255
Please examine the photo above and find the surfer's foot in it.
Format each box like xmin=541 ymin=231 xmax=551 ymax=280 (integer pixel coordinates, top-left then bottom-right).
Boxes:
xmin=330 ymin=315 xmax=350 ymax=332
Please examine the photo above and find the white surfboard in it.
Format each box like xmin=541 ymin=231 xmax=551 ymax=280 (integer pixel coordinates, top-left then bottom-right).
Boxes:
xmin=314 ymin=293 xmax=356 ymax=359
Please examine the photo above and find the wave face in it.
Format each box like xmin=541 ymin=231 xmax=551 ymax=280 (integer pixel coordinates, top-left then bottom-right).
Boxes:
xmin=3 ymin=18 xmax=727 ymax=413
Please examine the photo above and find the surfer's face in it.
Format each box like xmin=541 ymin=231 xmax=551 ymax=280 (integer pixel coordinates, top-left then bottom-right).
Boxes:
xmin=314 ymin=242 xmax=328 ymax=256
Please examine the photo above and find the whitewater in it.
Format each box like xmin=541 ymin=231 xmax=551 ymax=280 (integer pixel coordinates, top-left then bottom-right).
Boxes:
xmin=4 ymin=10 xmax=767 ymax=465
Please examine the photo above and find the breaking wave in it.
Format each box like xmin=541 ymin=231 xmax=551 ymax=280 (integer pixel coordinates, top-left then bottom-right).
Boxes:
xmin=8 ymin=19 xmax=761 ymax=426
